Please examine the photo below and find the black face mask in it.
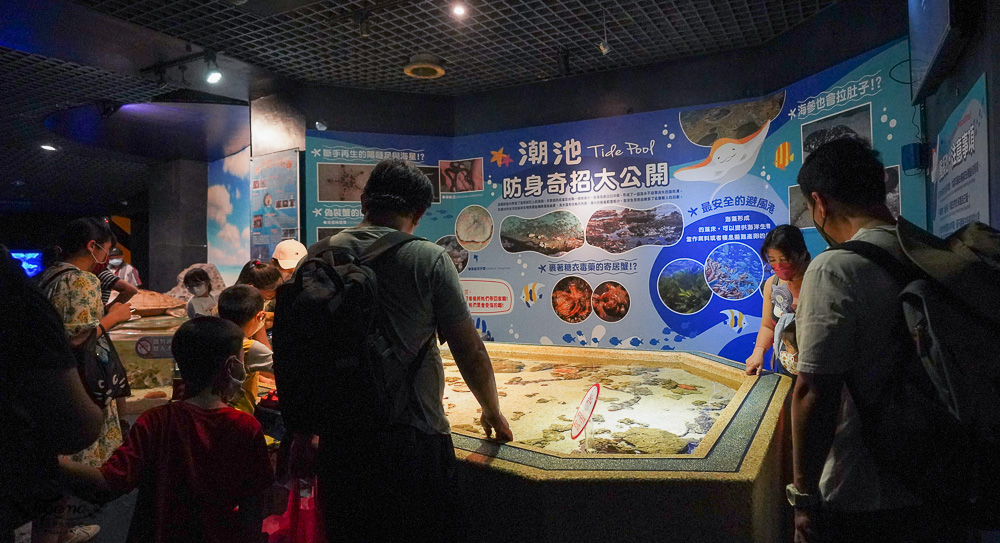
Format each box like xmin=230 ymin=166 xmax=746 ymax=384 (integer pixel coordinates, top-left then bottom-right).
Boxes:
xmin=811 ymin=205 xmax=837 ymax=247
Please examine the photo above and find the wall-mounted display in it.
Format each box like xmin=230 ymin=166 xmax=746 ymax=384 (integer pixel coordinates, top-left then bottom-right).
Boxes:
xmin=250 ymin=149 xmax=300 ymax=261
xmin=303 ymin=39 xmax=922 ymax=359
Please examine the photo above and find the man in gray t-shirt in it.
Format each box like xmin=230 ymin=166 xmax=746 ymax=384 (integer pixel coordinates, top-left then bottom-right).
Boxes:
xmin=789 ymin=139 xmax=960 ymax=542
xmin=289 ymin=160 xmax=512 ymax=542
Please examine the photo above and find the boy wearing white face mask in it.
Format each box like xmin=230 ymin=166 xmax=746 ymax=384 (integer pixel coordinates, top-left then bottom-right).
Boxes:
xmin=216 ymin=285 xmax=273 ymax=415
xmin=58 ymin=317 xmax=273 ymax=543
xmin=183 ymin=269 xmax=218 ymax=318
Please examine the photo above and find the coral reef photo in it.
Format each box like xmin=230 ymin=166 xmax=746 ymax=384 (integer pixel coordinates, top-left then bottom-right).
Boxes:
xmin=657 ymin=259 xmax=713 ymax=314
xmin=500 ymin=211 xmax=585 ymax=256
xmin=705 ymin=243 xmax=764 ymax=301
xmin=586 ymin=204 xmax=684 ymax=254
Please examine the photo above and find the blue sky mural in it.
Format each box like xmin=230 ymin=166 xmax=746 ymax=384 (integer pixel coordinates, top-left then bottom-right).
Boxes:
xmin=207 ymin=146 xmax=251 ymax=286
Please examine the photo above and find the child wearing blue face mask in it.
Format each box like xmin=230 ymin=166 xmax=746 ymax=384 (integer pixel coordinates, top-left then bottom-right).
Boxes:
xmin=58 ymin=317 xmax=274 ymax=543
xmin=183 ymin=269 xmax=218 ymax=318
xmin=216 ymin=285 xmax=273 ymax=415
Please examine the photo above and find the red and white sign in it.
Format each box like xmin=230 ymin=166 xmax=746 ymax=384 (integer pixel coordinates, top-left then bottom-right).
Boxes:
xmin=135 ymin=336 xmax=174 ymax=359
xmin=570 ymin=383 xmax=601 ymax=440
xmin=460 ymin=278 xmax=514 ymax=315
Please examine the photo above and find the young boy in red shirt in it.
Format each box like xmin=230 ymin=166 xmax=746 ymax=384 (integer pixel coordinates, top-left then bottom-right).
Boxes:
xmin=59 ymin=317 xmax=274 ymax=543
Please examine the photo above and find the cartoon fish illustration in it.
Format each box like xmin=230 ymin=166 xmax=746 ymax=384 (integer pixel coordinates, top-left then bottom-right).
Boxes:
xmin=774 ymin=141 xmax=795 ymax=170
xmin=475 ymin=317 xmax=493 ymax=341
xmin=610 ymin=336 xmax=643 ymax=347
xmin=674 ymin=120 xmax=771 ymax=184
xmin=720 ymin=309 xmax=747 ymax=333
xmin=521 ymin=283 xmax=544 ymax=308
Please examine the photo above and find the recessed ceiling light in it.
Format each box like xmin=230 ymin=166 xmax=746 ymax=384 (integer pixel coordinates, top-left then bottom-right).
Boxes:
xmin=40 ymin=144 xmax=58 ymax=151
xmin=452 ymin=3 xmax=467 ymax=17
xmin=205 ymin=50 xmax=222 ymax=84
xmin=404 ymin=54 xmax=446 ymax=79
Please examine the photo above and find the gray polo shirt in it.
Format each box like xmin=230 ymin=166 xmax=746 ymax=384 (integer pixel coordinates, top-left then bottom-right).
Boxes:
xmin=796 ymin=225 xmax=919 ymax=511
xmin=326 ymin=226 xmax=471 ymax=435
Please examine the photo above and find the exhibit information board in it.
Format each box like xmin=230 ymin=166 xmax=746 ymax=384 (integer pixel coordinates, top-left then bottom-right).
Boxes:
xmin=303 ymin=40 xmax=922 ymax=359
xmin=931 ymin=74 xmax=989 ymax=237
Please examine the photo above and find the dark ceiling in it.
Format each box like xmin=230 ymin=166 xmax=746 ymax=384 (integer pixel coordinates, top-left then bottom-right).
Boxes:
xmin=69 ymin=0 xmax=838 ymax=95
xmin=0 ymin=0 xmax=838 ymax=215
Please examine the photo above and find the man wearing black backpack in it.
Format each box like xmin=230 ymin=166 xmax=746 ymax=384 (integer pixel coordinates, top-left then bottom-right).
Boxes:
xmin=274 ymin=159 xmax=512 ymax=542
xmin=788 ymin=138 xmax=975 ymax=542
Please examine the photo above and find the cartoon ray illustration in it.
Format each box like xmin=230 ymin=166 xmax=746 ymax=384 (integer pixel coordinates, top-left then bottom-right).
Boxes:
xmin=520 ymin=282 xmax=545 ymax=308
xmin=674 ymin=121 xmax=771 ymax=184
xmin=720 ymin=309 xmax=747 ymax=333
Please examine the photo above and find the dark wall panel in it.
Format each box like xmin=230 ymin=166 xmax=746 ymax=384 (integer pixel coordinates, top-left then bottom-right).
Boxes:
xmin=147 ymin=159 xmax=207 ymax=291
xmin=921 ymin=0 xmax=999 ymax=228
xmin=454 ymin=0 xmax=908 ymax=135
xmin=288 ymin=85 xmax=455 ymax=137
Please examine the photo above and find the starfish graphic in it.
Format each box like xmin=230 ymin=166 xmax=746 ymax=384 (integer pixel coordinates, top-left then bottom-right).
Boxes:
xmin=311 ymin=149 xmax=321 ymax=157
xmin=312 ymin=208 xmax=323 ymax=217
xmin=501 ymin=154 xmax=513 ymax=167
xmin=490 ymin=147 xmax=510 ymax=167
xmin=787 ymin=108 xmax=797 ymax=119
xmin=538 ymin=264 xmax=547 ymax=273
xmin=687 ymin=207 xmax=699 ymax=217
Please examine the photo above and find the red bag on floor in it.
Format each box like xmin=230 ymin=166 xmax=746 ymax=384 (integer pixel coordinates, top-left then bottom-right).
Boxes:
xmin=263 ymin=478 xmax=326 ymax=543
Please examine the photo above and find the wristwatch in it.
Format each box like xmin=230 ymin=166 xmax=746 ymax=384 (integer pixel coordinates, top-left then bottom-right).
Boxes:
xmin=786 ymin=483 xmax=821 ymax=509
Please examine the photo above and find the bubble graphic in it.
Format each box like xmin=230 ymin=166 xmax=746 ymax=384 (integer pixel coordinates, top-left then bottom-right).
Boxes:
xmin=889 ymin=119 xmax=897 ymax=128
xmin=887 ymin=134 xmax=894 ymax=141
xmin=881 ymin=114 xmax=888 ymax=123
xmin=766 ymin=175 xmax=771 ymax=181
xmin=517 ymin=259 xmax=522 ymax=264
xmin=669 ymin=133 xmax=676 ymax=140
xmin=522 ymin=263 xmax=528 ymax=269
xmin=509 ymin=328 xmax=514 ymax=334
xmin=667 ymin=144 xmax=672 ymax=148
xmin=883 ymin=107 xmax=887 ymax=111
xmin=514 ymin=333 xmax=520 ymax=339
xmin=521 ymin=271 xmax=525 ymax=276
xmin=662 ymin=129 xmax=669 ymax=135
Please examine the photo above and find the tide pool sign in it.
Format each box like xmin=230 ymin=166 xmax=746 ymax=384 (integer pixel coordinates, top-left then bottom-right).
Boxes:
xmin=571 ymin=383 xmax=601 ymax=440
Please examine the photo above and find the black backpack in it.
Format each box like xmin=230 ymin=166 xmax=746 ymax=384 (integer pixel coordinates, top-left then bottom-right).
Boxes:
xmin=838 ymin=218 xmax=1000 ymax=526
xmin=271 ymin=231 xmax=432 ymax=437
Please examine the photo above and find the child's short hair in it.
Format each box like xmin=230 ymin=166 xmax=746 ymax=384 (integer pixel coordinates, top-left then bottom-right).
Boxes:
xmin=171 ymin=317 xmax=243 ymax=396
xmin=780 ymin=320 xmax=797 ymax=351
xmin=183 ymin=269 xmax=212 ymax=290
xmin=237 ymin=260 xmax=282 ymax=291
xmin=217 ymin=284 xmax=264 ymax=327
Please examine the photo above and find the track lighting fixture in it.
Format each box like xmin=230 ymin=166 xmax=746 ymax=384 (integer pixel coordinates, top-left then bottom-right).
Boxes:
xmin=598 ymin=9 xmax=612 ymax=56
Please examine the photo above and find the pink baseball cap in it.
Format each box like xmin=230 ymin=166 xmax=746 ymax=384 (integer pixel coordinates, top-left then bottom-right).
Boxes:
xmin=272 ymin=239 xmax=307 ymax=269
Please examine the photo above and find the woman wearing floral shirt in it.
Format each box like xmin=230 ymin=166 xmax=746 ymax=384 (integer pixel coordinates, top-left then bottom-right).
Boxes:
xmin=35 ymin=218 xmax=132 ymax=543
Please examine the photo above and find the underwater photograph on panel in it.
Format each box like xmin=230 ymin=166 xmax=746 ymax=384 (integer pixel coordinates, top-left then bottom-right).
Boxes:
xmin=658 ymin=259 xmax=713 ymax=314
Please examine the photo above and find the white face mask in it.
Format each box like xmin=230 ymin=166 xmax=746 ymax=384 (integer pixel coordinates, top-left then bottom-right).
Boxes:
xmin=220 ymin=355 xmax=247 ymax=402
xmin=252 ymin=314 xmax=266 ymax=336
xmin=109 ymin=258 xmax=124 ymax=267
xmin=187 ymin=284 xmax=209 ymax=297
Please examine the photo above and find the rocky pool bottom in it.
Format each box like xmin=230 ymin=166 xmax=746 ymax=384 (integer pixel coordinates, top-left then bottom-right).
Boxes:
xmin=441 ymin=354 xmax=735 ymax=455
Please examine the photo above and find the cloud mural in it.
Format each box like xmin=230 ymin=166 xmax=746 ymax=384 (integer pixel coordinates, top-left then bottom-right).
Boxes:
xmin=207 ymin=147 xmax=251 ymax=286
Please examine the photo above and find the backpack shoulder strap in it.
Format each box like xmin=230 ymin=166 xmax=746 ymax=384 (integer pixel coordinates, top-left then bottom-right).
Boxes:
xmin=837 ymin=240 xmax=923 ymax=287
xmin=360 ymin=230 xmax=423 ymax=265
xmin=37 ymin=266 xmax=78 ymax=294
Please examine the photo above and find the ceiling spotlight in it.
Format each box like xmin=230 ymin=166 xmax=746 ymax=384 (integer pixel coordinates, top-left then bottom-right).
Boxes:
xmin=178 ymin=64 xmax=189 ymax=86
xmin=315 ymin=120 xmax=328 ymax=131
xmin=154 ymin=67 xmax=168 ymax=89
xmin=205 ymin=50 xmax=222 ymax=84
xmin=40 ymin=144 xmax=58 ymax=151
xmin=598 ymin=9 xmax=612 ymax=56
xmin=403 ymin=53 xmax=446 ymax=79
xmin=452 ymin=3 xmax=467 ymax=17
